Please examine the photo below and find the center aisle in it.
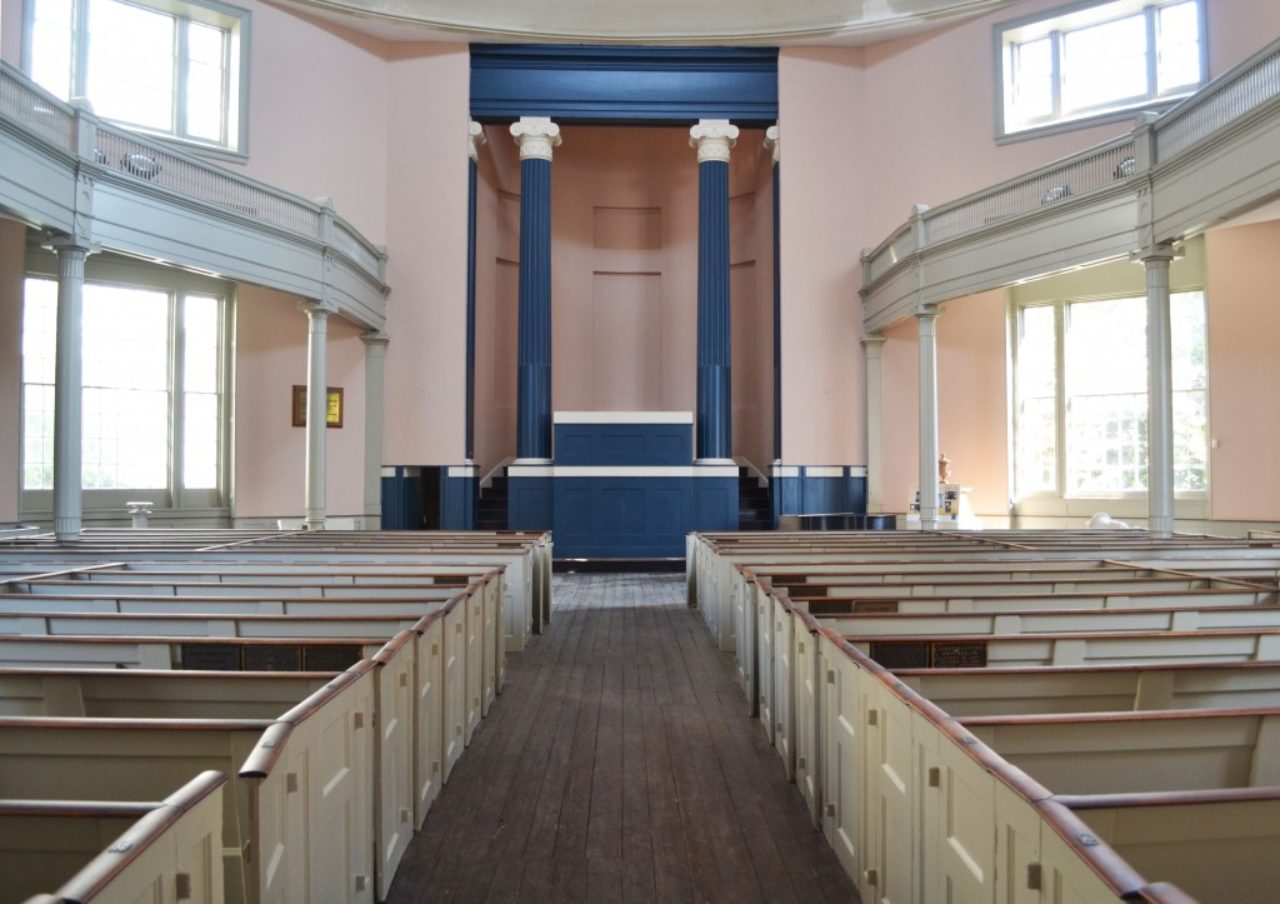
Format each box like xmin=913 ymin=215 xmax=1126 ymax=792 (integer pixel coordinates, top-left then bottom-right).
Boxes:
xmin=386 ymin=571 xmax=857 ymax=903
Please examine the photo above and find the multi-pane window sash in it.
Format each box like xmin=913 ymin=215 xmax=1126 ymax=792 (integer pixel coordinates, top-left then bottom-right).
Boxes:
xmin=999 ymin=0 xmax=1205 ymax=137
xmin=1011 ymin=292 xmax=1208 ymax=501
xmin=26 ymin=0 xmax=247 ymax=152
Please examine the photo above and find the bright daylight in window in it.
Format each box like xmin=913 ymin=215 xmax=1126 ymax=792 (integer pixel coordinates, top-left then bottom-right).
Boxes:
xmin=1013 ymin=292 xmax=1207 ymax=501
xmin=998 ymin=0 xmax=1205 ymax=137
xmin=26 ymin=0 xmax=248 ymax=152
xmin=21 ymin=277 xmax=226 ymax=506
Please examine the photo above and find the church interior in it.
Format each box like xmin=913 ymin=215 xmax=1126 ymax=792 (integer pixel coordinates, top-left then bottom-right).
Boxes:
xmin=1 ymin=0 xmax=1279 ymax=900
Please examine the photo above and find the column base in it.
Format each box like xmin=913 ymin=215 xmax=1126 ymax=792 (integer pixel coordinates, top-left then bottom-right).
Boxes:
xmin=512 ymin=457 xmax=553 ymax=466
xmin=695 ymin=458 xmax=737 ymax=466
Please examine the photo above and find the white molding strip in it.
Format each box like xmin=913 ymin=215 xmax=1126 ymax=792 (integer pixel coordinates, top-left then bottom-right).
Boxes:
xmin=553 ymin=411 xmax=694 ymax=424
xmin=508 ymin=465 xmax=738 ymax=478
xmin=380 ymin=467 xmax=397 ymax=478
xmin=447 ymin=465 xmax=477 ymax=478
xmin=771 ymin=465 xmax=801 ymax=478
xmin=805 ymin=466 xmax=845 ymax=478
xmin=849 ymin=465 xmax=868 ymax=477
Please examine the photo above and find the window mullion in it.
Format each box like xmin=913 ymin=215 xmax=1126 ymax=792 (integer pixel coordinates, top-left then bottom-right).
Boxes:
xmin=1145 ymin=4 xmax=1159 ymax=99
xmin=73 ymin=0 xmax=91 ymax=98
xmin=175 ymin=17 xmax=189 ymax=140
xmin=1050 ymin=30 xmax=1063 ymax=120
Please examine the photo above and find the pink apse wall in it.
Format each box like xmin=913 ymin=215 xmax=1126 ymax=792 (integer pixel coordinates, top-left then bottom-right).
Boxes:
xmin=471 ymin=124 xmax=775 ymax=476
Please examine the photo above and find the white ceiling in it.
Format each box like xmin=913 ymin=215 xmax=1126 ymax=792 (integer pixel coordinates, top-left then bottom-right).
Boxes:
xmin=271 ymin=0 xmax=1020 ymax=45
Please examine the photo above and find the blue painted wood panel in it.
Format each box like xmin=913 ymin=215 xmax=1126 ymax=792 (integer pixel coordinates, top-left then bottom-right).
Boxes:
xmin=509 ymin=477 xmax=554 ymax=531
xmin=554 ymin=422 xmax=693 ymax=465
xmin=440 ymin=471 xmax=476 ymax=530
xmin=471 ymin=45 xmax=778 ymax=125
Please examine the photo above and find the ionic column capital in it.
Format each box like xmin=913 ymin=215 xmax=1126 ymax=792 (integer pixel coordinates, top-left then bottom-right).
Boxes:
xmin=861 ymin=333 xmax=886 ymax=354
xmin=764 ymin=125 xmax=779 ymax=165
xmin=468 ymin=121 xmax=487 ymax=163
xmin=510 ymin=117 xmax=562 ymax=162
xmin=361 ymin=330 xmax=389 ymax=348
xmin=690 ymin=119 xmax=739 ymax=164
xmin=298 ymin=300 xmax=334 ymax=320
xmin=1131 ymin=240 xmax=1179 ymax=265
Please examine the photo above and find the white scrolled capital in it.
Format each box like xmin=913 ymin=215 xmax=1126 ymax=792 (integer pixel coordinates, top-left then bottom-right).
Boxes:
xmin=690 ymin=119 xmax=739 ymax=164
xmin=764 ymin=125 xmax=779 ymax=165
xmin=510 ymin=117 xmax=562 ymax=162
xmin=468 ymin=121 xmax=487 ymax=162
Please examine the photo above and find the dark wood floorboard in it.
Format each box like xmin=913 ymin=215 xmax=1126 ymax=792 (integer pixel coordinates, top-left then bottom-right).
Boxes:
xmin=385 ymin=573 xmax=858 ymax=904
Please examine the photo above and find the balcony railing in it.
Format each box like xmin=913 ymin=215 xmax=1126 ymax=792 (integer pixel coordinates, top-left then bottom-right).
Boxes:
xmin=862 ymin=37 xmax=1280 ymax=314
xmin=0 ymin=61 xmax=386 ymax=307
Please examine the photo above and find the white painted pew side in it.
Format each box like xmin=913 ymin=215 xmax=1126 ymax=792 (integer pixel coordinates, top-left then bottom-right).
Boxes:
xmin=0 ymin=608 xmax=474 ymax=876
xmin=0 ymin=687 xmax=366 ymax=904
xmin=896 ymin=660 xmax=1280 ymax=716
xmin=0 ymin=669 xmax=333 ymax=718
xmin=0 ymin=531 xmax=546 ymax=653
xmin=1059 ymin=790 xmax=1280 ymax=904
xmin=960 ymin=707 xmax=1280 ymax=794
xmin=813 ymin=627 xmax=1169 ymax=904
xmin=2 ymin=771 xmax=226 ymax=904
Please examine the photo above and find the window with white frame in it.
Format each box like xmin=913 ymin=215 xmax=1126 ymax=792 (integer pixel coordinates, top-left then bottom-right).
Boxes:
xmin=1012 ymin=291 xmax=1208 ymax=506
xmin=996 ymin=0 xmax=1206 ymax=138
xmin=25 ymin=0 xmax=249 ymax=154
xmin=21 ymin=259 xmax=232 ymax=516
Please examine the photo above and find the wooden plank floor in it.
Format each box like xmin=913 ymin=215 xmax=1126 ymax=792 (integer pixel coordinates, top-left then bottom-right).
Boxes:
xmin=387 ymin=572 xmax=858 ymax=903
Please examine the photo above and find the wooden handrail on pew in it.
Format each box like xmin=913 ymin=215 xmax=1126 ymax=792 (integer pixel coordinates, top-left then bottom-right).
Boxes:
xmin=1 ymin=771 xmax=229 ymax=904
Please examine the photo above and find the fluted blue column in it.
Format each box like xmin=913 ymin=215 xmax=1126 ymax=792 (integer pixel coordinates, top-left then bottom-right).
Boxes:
xmin=511 ymin=117 xmax=561 ymax=461
xmin=691 ymin=119 xmax=739 ymax=462
xmin=466 ymin=122 xmax=485 ymax=462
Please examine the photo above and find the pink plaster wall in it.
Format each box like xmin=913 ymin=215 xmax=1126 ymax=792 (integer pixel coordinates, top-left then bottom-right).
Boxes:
xmin=0 ymin=219 xmax=24 ymax=521
xmin=381 ymin=45 xmax=471 ymax=465
xmin=1205 ymin=221 xmax=1280 ymax=522
xmin=472 ymin=129 xmax=515 ymax=478
xmin=879 ymin=291 xmax=1009 ymax=518
xmin=860 ymin=0 xmax=1280 ymax=243
xmin=777 ymin=47 xmax=867 ymax=466
xmin=0 ymin=0 xmax=22 ymax=65
xmin=233 ymin=286 xmax=366 ymax=519
xmin=549 ymin=126 xmax=698 ymax=414
xmin=880 ymin=317 xmax=919 ymax=515
xmin=937 ymin=291 xmax=1009 ymax=516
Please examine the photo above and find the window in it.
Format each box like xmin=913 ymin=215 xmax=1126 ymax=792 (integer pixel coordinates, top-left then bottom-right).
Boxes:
xmin=20 ymin=258 xmax=232 ymax=517
xmin=25 ymin=0 xmax=249 ymax=154
xmin=1011 ymin=291 xmax=1207 ymax=509
xmin=996 ymin=0 xmax=1206 ymax=138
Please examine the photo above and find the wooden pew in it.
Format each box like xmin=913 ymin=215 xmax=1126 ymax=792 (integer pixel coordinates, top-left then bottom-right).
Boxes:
xmin=1058 ymin=790 xmax=1280 ymax=904
xmin=0 ymin=771 xmax=226 ymax=904
xmin=959 ymin=707 xmax=1280 ymax=794
xmin=896 ymin=660 xmax=1280 ymax=716
xmin=0 ymin=663 xmax=375 ymax=904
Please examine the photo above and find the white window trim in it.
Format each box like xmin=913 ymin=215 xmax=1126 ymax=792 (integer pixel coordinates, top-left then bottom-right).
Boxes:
xmin=21 ymin=0 xmax=252 ymax=161
xmin=992 ymin=0 xmax=1209 ymax=143
xmin=18 ymin=250 xmax=236 ymax=523
xmin=1007 ymin=291 xmax=1211 ymax=521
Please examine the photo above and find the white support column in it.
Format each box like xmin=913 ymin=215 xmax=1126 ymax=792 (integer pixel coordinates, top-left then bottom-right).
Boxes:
xmin=862 ymin=334 xmax=886 ymax=514
xmin=916 ymin=307 xmax=940 ymax=529
xmin=52 ymin=240 xmax=90 ymax=542
xmin=302 ymin=302 xmax=330 ymax=530
xmin=1142 ymin=244 xmax=1177 ymax=536
xmin=362 ymin=331 xmax=388 ymax=530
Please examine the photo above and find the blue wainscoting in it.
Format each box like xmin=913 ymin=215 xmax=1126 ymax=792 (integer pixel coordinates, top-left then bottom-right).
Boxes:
xmin=547 ymin=471 xmax=738 ymax=558
xmin=771 ymin=466 xmax=868 ymax=523
xmin=554 ymin=422 xmax=693 ymax=466
xmin=440 ymin=465 xmax=477 ymax=530
xmin=381 ymin=466 xmax=423 ymax=530
xmin=509 ymin=475 xmax=553 ymax=531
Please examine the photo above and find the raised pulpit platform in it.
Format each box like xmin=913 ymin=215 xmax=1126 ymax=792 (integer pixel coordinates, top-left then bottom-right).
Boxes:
xmin=508 ymin=412 xmax=739 ymax=558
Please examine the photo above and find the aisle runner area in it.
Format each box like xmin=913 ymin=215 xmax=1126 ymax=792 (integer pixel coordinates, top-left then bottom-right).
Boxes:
xmin=387 ymin=572 xmax=856 ymax=903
